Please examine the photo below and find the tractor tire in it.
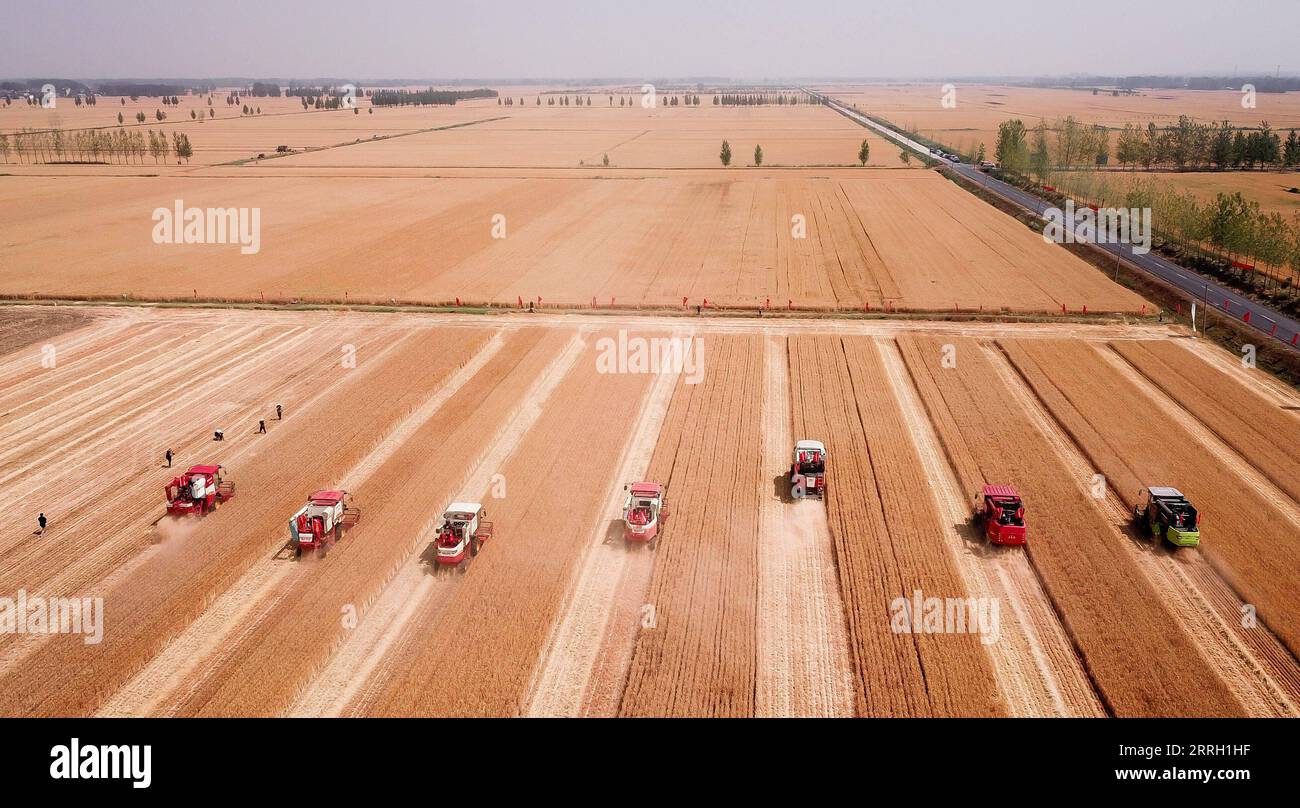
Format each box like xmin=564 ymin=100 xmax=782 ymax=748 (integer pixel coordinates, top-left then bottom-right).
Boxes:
xmin=471 ymin=539 xmax=480 ymax=557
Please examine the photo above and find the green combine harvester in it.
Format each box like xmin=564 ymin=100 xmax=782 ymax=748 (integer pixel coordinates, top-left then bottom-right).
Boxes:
xmin=1133 ymin=487 xmax=1201 ymax=548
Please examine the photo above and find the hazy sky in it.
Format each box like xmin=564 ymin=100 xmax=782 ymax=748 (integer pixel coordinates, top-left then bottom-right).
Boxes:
xmin=2 ymin=0 xmax=1296 ymax=79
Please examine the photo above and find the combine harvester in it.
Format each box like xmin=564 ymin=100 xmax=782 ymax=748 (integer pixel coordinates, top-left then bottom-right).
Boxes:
xmin=973 ymin=484 xmax=1027 ymax=545
xmin=433 ymin=503 xmax=493 ymax=572
xmin=164 ymin=464 xmax=235 ymax=517
xmin=622 ymin=482 xmax=668 ymax=550
xmin=789 ymin=440 xmax=827 ymax=500
xmin=1134 ymin=487 xmax=1201 ymax=548
xmin=284 ymin=490 xmax=361 ymax=559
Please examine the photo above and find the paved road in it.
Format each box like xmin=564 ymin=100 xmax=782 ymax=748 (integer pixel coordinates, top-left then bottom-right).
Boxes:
xmin=809 ymin=91 xmax=1300 ymax=352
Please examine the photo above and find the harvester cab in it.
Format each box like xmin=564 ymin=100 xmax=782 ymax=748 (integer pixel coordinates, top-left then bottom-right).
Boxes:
xmin=974 ymin=484 xmax=1027 ymax=545
xmin=287 ymin=490 xmax=360 ymax=559
xmin=434 ymin=503 xmax=493 ymax=572
xmin=790 ymin=440 xmax=827 ymax=500
xmin=623 ymin=482 xmax=668 ymax=549
xmin=1135 ymin=487 xmax=1200 ymax=548
xmin=165 ymin=464 xmax=235 ymax=517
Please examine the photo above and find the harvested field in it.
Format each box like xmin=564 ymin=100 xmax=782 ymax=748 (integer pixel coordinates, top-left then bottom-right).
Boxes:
xmin=0 ymin=302 xmax=1295 ymax=717
xmin=617 ymin=335 xmax=765 ymax=717
xmin=0 ymin=305 xmax=92 ymax=354
xmin=1001 ymin=339 xmax=1300 ymax=659
xmin=789 ymin=335 xmax=1004 ymax=716
xmin=898 ymin=334 xmax=1248 ymax=716
xmin=0 ymin=170 xmax=1146 ymax=314
xmin=363 ymin=334 xmax=650 ymax=716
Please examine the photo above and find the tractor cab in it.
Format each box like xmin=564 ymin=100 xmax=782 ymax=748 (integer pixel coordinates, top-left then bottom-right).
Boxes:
xmin=288 ymin=490 xmax=359 ymax=558
xmin=790 ymin=440 xmax=827 ymax=499
xmin=623 ymin=482 xmax=667 ymax=547
xmin=435 ymin=503 xmax=492 ymax=569
xmin=165 ymin=464 xmax=234 ymax=517
xmin=975 ymin=484 xmax=1026 ymax=545
xmin=1135 ymin=487 xmax=1200 ymax=547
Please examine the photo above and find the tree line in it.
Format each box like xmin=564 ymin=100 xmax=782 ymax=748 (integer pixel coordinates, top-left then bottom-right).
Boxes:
xmin=0 ymin=127 xmax=193 ymax=164
xmin=996 ymin=115 xmax=1299 ymax=175
xmin=713 ymin=93 xmax=813 ymax=106
xmin=370 ymin=88 xmax=497 ymax=107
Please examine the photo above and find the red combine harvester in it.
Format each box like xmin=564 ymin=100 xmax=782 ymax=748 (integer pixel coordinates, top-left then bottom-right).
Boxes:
xmin=434 ymin=503 xmax=493 ymax=572
xmin=623 ymin=482 xmax=668 ymax=549
xmin=790 ymin=440 xmax=827 ymax=500
xmin=165 ymin=464 xmax=235 ymax=517
xmin=974 ymin=484 xmax=1027 ymax=545
xmin=286 ymin=490 xmax=360 ymax=559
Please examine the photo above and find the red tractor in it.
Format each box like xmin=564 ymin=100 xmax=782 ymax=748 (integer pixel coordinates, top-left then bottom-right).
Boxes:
xmin=165 ymin=464 xmax=235 ymax=517
xmin=790 ymin=440 xmax=827 ymax=500
xmin=622 ymin=482 xmax=668 ymax=549
xmin=287 ymin=490 xmax=361 ymax=559
xmin=974 ymin=484 xmax=1027 ymax=545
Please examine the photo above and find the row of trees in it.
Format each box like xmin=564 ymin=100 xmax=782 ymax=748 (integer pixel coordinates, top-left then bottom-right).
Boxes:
xmin=370 ymin=88 xmax=496 ymax=107
xmin=713 ymin=93 xmax=811 ymax=106
xmin=1113 ymin=118 xmax=1298 ymax=170
xmin=995 ymin=115 xmax=1300 ymax=174
xmin=0 ymin=127 xmax=193 ymax=164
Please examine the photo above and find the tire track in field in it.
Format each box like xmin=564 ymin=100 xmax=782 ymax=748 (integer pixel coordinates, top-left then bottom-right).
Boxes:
xmin=97 ymin=329 xmax=510 ymax=716
xmin=523 ymin=330 xmax=683 ymax=717
xmin=1088 ymin=344 xmax=1300 ymax=715
xmin=877 ymin=337 xmax=1103 ymax=717
xmin=1176 ymin=339 xmax=1300 ymax=409
xmin=988 ymin=342 xmax=1295 ymax=717
xmin=754 ymin=334 xmax=854 ymax=717
xmin=290 ymin=330 xmax=586 ymax=717
xmin=0 ymin=326 xmax=408 ymax=680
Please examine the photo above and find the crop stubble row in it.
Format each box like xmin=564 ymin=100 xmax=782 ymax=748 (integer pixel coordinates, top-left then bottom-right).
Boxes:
xmin=1001 ymin=339 xmax=1300 ymax=660
xmin=0 ymin=327 xmax=493 ymax=715
xmin=788 ymin=335 xmax=1004 ymax=716
xmin=363 ymin=334 xmax=652 ymax=716
xmin=897 ymin=334 xmax=1245 ymax=716
xmin=617 ymin=336 xmax=764 ymax=717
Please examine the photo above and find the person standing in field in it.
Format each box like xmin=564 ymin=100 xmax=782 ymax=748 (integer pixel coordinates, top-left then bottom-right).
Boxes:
xmin=276 ymin=404 xmax=283 ymax=420
xmin=257 ymin=419 xmax=266 ymax=434
xmin=37 ymin=513 xmax=47 ymax=535
xmin=165 ymin=448 xmax=173 ymax=468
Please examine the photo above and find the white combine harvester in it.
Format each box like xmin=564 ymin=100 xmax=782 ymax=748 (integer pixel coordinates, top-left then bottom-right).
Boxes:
xmin=789 ymin=439 xmax=827 ymax=500
xmin=284 ymin=490 xmax=360 ymax=559
xmin=622 ymin=481 xmax=668 ymax=550
xmin=433 ymin=502 xmax=493 ymax=572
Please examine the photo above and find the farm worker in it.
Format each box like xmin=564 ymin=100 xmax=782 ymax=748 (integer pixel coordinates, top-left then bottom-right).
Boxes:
xmin=276 ymin=404 xmax=283 ymax=420
xmin=258 ymin=419 xmax=266 ymax=434
xmin=214 ymin=429 xmax=224 ymax=441
xmin=165 ymin=448 xmax=173 ymax=468
xmin=37 ymin=513 xmax=47 ymax=535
